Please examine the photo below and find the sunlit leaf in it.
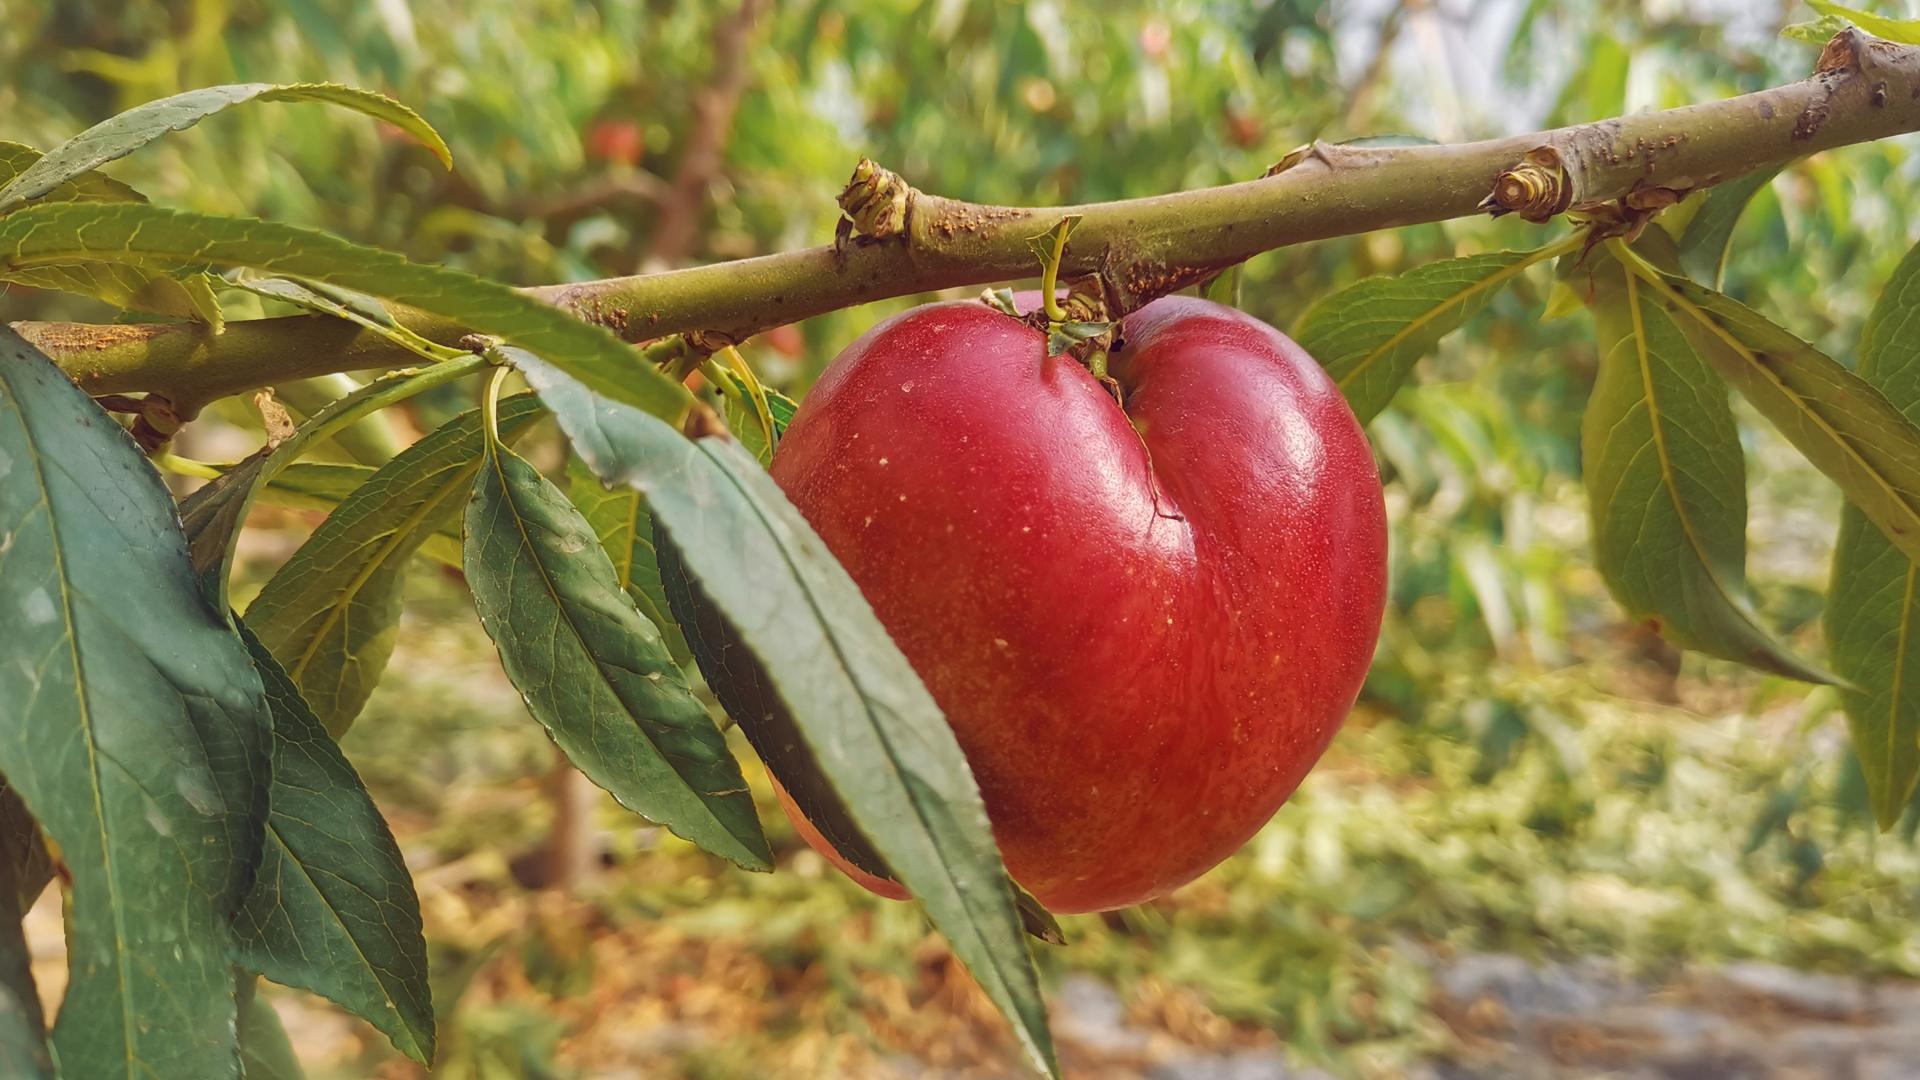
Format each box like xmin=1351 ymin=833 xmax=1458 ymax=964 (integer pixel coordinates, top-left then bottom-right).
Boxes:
xmin=231 ymin=272 xmax=456 ymax=361
xmin=1628 ymin=256 xmax=1920 ymax=568
xmin=1807 ymin=1 xmax=1920 ymax=44
xmin=1829 ymin=240 xmax=1920 ymax=827
xmin=1295 ymin=249 xmax=1548 ymax=423
xmin=566 ymin=458 xmax=689 ymax=665
xmin=0 ymin=83 xmax=449 ymax=211
xmin=511 ymin=350 xmax=1057 ymax=1077
xmin=1580 ymin=250 xmax=1830 ymax=681
xmin=0 ymin=326 xmax=270 ymax=1079
xmin=0 ymin=141 xmax=222 ymax=319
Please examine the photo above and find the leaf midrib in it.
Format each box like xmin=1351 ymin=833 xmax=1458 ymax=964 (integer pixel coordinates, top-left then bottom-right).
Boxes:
xmin=1622 ymin=271 xmax=1767 ymax=638
xmin=1651 ymin=272 xmax=1920 ymax=541
xmin=483 ymin=448 xmax=754 ymax=862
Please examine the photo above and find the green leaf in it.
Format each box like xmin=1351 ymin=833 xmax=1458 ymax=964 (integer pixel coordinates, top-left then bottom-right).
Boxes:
xmin=0 ymin=791 xmax=51 ymax=1080
xmin=465 ymin=442 xmax=770 ymax=870
xmin=1580 ymin=253 xmax=1830 ymax=682
xmin=1200 ymin=264 xmax=1243 ymax=308
xmin=247 ymin=395 xmax=545 ymax=736
xmin=1045 ymin=320 xmax=1111 ymax=357
xmin=512 ymin=352 xmax=1056 ymax=1077
xmin=1015 ymin=886 xmax=1066 ymax=947
xmin=236 ymin=978 xmax=306 ymax=1080
xmin=1783 ymin=15 xmax=1854 ymax=44
xmin=0 ymin=202 xmax=691 ymax=422
xmin=1674 ymin=166 xmax=1782 ymax=288
xmin=566 ymin=458 xmax=690 ymax=665
xmin=0 ymin=83 xmax=450 ymax=211
xmin=0 ymin=326 xmax=271 ymax=1079
xmin=765 ymin=389 xmax=797 ymax=435
xmin=1295 ymin=249 xmax=1544 ymax=423
xmin=231 ymin=272 xmax=456 ymax=361
xmin=708 ymin=360 xmax=778 ymax=466
xmin=1807 ymin=1 xmax=1920 ymax=44
xmin=231 ymin=621 xmax=434 ymax=1063
xmin=0 ymin=141 xmax=147 ymax=206
xmin=1828 ymin=240 xmax=1920 ymax=827
xmin=0 ymin=141 xmax=222 ymax=319
xmin=182 ymin=358 xmax=487 ymax=611
xmin=1024 ymin=213 xmax=1081 ymax=268
xmin=1631 ymin=260 xmax=1920 ymax=569
xmin=224 ymin=462 xmax=462 ymax=567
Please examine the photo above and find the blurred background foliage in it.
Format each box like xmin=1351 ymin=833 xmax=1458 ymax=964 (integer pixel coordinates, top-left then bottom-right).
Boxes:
xmin=5 ymin=0 xmax=1920 ymax=1076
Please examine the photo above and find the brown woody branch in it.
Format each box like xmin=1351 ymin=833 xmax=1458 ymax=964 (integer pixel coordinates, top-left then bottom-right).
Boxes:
xmin=13 ymin=30 xmax=1920 ymax=406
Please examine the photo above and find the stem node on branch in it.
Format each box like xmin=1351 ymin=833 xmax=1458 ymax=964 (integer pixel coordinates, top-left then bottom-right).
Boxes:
xmin=838 ymin=158 xmax=915 ymax=243
xmin=1480 ymin=146 xmax=1574 ymax=223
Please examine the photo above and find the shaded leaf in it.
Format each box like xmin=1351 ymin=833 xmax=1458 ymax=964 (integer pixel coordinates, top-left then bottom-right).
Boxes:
xmin=0 ymin=83 xmax=449 ymax=211
xmin=512 ymin=352 xmax=1056 ymax=1077
xmin=0 ymin=202 xmax=691 ymax=421
xmin=182 ymin=358 xmax=487 ymax=610
xmin=1295 ymin=249 xmax=1543 ymax=423
xmin=1829 ymin=240 xmax=1920 ymax=827
xmin=465 ymin=443 xmax=770 ymax=870
xmin=1200 ymin=264 xmax=1243 ymax=308
xmin=236 ymin=978 xmax=306 ymax=1080
xmin=1675 ymin=165 xmax=1782 ymax=288
xmin=0 ymin=790 xmax=50 ymax=1080
xmin=566 ymin=458 xmax=689 ymax=665
xmin=232 ymin=622 xmax=434 ymax=1064
xmin=247 ymin=395 xmax=545 ymax=736
xmin=1015 ymin=886 xmax=1066 ymax=947
xmin=0 ymin=326 xmax=270 ymax=1079
xmin=1580 ymin=252 xmax=1829 ymax=681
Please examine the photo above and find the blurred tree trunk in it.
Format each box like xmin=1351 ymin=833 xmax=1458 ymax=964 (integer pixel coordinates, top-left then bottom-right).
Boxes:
xmin=643 ymin=0 xmax=768 ymax=269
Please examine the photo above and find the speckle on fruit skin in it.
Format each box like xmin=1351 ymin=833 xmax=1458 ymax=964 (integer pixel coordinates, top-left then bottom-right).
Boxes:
xmin=765 ymin=296 xmax=1387 ymax=914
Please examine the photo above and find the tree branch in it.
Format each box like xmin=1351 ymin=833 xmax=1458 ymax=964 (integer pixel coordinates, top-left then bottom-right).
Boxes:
xmin=645 ymin=0 xmax=767 ymax=267
xmin=14 ymin=30 xmax=1920 ymax=404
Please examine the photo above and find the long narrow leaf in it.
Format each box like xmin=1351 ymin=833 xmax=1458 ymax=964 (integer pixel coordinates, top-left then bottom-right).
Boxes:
xmin=1581 ymin=250 xmax=1829 ymax=681
xmin=0 ymin=326 xmax=270 ymax=1079
xmin=246 ymin=396 xmax=545 ymax=735
xmin=0 ymin=83 xmax=449 ymax=211
xmin=232 ymin=623 xmax=434 ymax=1064
xmin=512 ymin=351 xmax=1057 ymax=1076
xmin=1829 ymin=240 xmax=1920 ymax=826
xmin=466 ymin=441 xmax=770 ymax=869
xmin=0 ymin=202 xmax=690 ymax=421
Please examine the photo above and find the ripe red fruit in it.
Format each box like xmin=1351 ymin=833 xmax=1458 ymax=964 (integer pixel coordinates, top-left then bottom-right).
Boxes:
xmin=732 ymin=297 xmax=1385 ymax=913
xmin=584 ymin=118 xmax=645 ymax=166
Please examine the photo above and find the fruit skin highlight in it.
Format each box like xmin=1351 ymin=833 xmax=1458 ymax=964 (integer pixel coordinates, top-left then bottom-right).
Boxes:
xmin=686 ymin=295 xmax=1387 ymax=914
